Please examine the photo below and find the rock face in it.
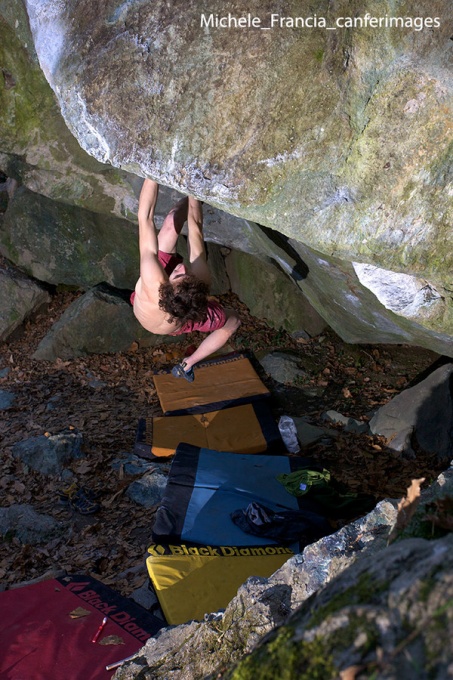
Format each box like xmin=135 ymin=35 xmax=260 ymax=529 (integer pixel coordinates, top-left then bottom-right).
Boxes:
xmin=369 ymin=362 xmax=453 ymax=463
xmin=1 ymin=187 xmax=138 ymax=289
xmin=0 ymin=0 xmax=140 ymax=219
xmin=0 ymin=256 xmax=50 ymax=341
xmin=225 ymin=250 xmax=326 ymax=336
xmin=32 ymin=284 xmax=172 ymax=361
xmin=1 ymin=1 xmax=453 ymax=354
xmin=220 ymin=534 xmax=453 ymax=680
xmin=23 ymin=0 xmax=453 ymax=324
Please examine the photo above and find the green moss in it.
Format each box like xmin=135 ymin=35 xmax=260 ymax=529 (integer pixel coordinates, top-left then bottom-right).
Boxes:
xmin=329 ymin=612 xmax=381 ymax=658
xmin=314 ymin=49 xmax=324 ymax=62
xmin=225 ymin=627 xmax=337 ymax=680
xmin=309 ymin=573 xmax=389 ymax=627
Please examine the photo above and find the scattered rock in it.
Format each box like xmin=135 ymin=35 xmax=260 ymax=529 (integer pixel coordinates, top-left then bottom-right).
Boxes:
xmin=369 ymin=362 xmax=453 ymax=462
xmin=126 ymin=469 xmax=169 ymax=508
xmin=12 ymin=428 xmax=84 ymax=476
xmin=322 ymin=410 xmax=369 ymax=434
xmin=0 ymin=504 xmax=66 ymax=545
xmin=259 ymin=351 xmax=307 ymax=384
xmin=0 ymin=389 xmax=15 ymax=410
xmin=0 ymin=257 xmax=50 ymax=342
xmin=291 ymin=416 xmax=339 ymax=447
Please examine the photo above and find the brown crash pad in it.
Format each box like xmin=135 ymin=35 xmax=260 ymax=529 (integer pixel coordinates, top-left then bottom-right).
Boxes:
xmin=134 ymin=401 xmax=284 ymax=459
xmin=153 ymin=353 xmax=270 ymax=415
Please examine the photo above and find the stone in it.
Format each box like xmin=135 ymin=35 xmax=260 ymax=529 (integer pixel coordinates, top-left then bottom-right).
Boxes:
xmin=1 ymin=187 xmax=138 ymax=289
xmin=259 ymin=351 xmax=307 ymax=384
xmin=221 ymin=535 xmax=453 ymax=679
xmin=32 ymin=283 xmax=181 ymax=361
xmin=0 ymin=256 xmax=50 ymax=342
xmin=0 ymin=389 xmax=15 ymax=410
xmin=111 ymin=455 xmax=167 ymax=478
xmin=291 ymin=416 xmax=339 ymax=447
xmin=0 ymin=504 xmax=65 ymax=544
xmin=369 ymin=363 xmax=453 ymax=462
xmin=129 ymin=580 xmax=163 ymax=615
xmin=323 ymin=410 xmax=369 ymax=434
xmin=225 ymin=249 xmax=326 ymax=336
xmin=126 ymin=470 xmax=169 ymax=508
xmin=12 ymin=428 xmax=84 ymax=476
xmin=22 ymin=0 xmax=453 ymax=348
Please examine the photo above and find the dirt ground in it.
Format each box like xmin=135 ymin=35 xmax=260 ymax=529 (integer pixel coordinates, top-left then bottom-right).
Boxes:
xmin=0 ymin=290 xmax=446 ymax=597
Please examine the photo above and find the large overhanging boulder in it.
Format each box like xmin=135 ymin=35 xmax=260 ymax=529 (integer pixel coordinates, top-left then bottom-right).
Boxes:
xmin=1 ymin=0 xmax=452 ymax=354
xmin=24 ymin=0 xmax=452 ymax=277
xmin=0 ymin=0 xmax=139 ymax=218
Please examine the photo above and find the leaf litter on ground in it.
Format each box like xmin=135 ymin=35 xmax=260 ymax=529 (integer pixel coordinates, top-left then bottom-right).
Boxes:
xmin=0 ymin=288 xmax=448 ymax=595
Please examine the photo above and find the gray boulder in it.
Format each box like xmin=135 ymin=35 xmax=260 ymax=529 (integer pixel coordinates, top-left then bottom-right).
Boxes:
xmin=12 ymin=428 xmax=84 ymax=476
xmin=0 ymin=389 xmax=15 ymax=410
xmin=220 ymin=534 xmax=453 ymax=679
xmin=33 ymin=283 xmax=180 ymax=361
xmin=225 ymin=249 xmax=326 ymax=336
xmin=0 ymin=0 xmax=140 ymax=219
xmin=0 ymin=504 xmax=65 ymax=544
xmin=0 ymin=256 xmax=50 ymax=341
xmin=370 ymin=362 xmax=453 ymax=462
xmin=1 ymin=187 xmax=138 ymax=289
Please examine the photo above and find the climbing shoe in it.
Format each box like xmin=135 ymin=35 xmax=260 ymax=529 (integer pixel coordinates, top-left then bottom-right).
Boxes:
xmin=60 ymin=484 xmax=100 ymax=515
xmin=171 ymin=361 xmax=195 ymax=382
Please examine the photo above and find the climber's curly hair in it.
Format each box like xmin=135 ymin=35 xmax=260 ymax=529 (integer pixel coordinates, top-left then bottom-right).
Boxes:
xmin=159 ymin=275 xmax=209 ymax=327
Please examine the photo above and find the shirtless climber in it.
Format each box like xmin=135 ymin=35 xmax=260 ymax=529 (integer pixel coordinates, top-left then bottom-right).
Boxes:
xmin=131 ymin=179 xmax=241 ymax=381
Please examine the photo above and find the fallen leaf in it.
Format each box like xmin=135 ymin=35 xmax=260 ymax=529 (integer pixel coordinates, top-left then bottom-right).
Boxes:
xmin=99 ymin=635 xmax=125 ymax=646
xmin=388 ymin=478 xmax=425 ymax=543
xmin=74 ymin=460 xmax=92 ymax=475
xmin=340 ymin=666 xmax=364 ymax=680
xmin=69 ymin=607 xmax=91 ymax=619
